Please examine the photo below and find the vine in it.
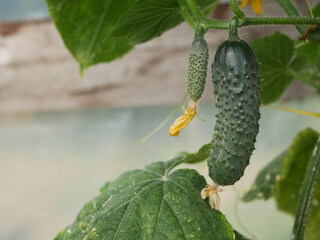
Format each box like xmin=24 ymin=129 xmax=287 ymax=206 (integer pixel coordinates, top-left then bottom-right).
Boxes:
xmin=230 ymin=0 xmax=245 ymax=19
xmin=185 ymin=0 xmax=320 ymax=34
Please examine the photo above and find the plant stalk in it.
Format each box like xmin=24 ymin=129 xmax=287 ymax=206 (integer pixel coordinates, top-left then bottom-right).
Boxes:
xmin=287 ymin=68 xmax=320 ymax=91
xmin=242 ymin=17 xmax=320 ymax=27
xmin=184 ymin=0 xmax=320 ymax=31
xmin=229 ymin=17 xmax=239 ymax=39
xmin=177 ymin=0 xmax=196 ymax=30
xmin=230 ymin=0 xmax=245 ymax=19
xmin=186 ymin=0 xmax=206 ymax=22
xmin=186 ymin=0 xmax=229 ymax=29
xmin=291 ymin=137 xmax=320 ymax=240
xmin=276 ymin=0 xmax=306 ymax=34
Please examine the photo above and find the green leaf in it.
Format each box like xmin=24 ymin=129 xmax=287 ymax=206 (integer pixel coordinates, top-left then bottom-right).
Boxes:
xmin=55 ymin=156 xmax=235 ymax=240
xmin=295 ymin=42 xmax=320 ymax=63
xmin=316 ymin=55 xmax=320 ymax=71
xmin=106 ymin=0 xmax=182 ymax=44
xmin=291 ymin=136 xmax=320 ymax=240
xmin=178 ymin=143 xmax=212 ymax=164
xmin=46 ymin=0 xmax=135 ymax=74
xmin=201 ymin=0 xmax=220 ymax=15
xmin=313 ymin=1 xmax=320 ymax=16
xmin=233 ymin=230 xmax=251 ymax=240
xmin=277 ymin=128 xmax=319 ymax=207
xmin=106 ymin=0 xmax=218 ymax=44
xmin=242 ymin=128 xmax=320 ymax=239
xmin=242 ymin=150 xmax=288 ymax=202
xmin=306 ymin=2 xmax=320 ymax=19
xmin=275 ymin=129 xmax=320 ymax=240
xmin=250 ymin=32 xmax=295 ymax=104
xmin=289 ymin=54 xmax=309 ymax=71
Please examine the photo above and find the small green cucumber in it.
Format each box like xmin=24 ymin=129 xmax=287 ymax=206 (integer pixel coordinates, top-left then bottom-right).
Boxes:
xmin=208 ymin=39 xmax=261 ymax=186
xmin=187 ymin=37 xmax=209 ymax=102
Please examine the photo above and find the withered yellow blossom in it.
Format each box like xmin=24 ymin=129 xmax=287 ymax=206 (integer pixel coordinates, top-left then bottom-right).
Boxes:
xmin=201 ymin=183 xmax=223 ymax=209
xmin=169 ymin=101 xmax=196 ymax=137
xmin=240 ymin=0 xmax=263 ymax=14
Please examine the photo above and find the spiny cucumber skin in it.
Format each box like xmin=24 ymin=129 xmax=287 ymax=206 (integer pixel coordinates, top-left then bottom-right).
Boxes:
xmin=187 ymin=38 xmax=209 ymax=102
xmin=209 ymin=39 xmax=261 ymax=186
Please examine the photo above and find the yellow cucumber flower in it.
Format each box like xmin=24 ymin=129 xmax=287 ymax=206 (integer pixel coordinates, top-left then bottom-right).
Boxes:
xmin=240 ymin=0 xmax=263 ymax=14
xmin=169 ymin=101 xmax=196 ymax=137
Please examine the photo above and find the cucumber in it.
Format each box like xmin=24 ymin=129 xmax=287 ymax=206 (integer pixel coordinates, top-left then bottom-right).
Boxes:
xmin=208 ymin=39 xmax=261 ymax=186
xmin=187 ymin=37 xmax=209 ymax=102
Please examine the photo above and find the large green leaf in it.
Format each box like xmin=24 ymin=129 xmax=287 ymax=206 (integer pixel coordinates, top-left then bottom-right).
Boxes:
xmin=106 ymin=0 xmax=183 ymax=44
xmin=242 ymin=150 xmax=288 ymax=202
xmin=47 ymin=0 xmax=217 ymax=73
xmin=276 ymin=129 xmax=320 ymax=240
xmin=312 ymin=2 xmax=320 ymax=16
xmin=46 ymin=0 xmax=135 ymax=74
xmin=106 ymin=0 xmax=218 ymax=44
xmin=55 ymin=156 xmax=235 ymax=240
xmin=243 ymin=128 xmax=320 ymax=239
xmin=295 ymin=42 xmax=320 ymax=64
xmin=288 ymin=54 xmax=309 ymax=71
xmin=250 ymin=32 xmax=295 ymax=104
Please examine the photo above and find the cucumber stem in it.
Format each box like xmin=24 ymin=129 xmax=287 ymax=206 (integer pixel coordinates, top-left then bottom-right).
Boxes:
xmin=184 ymin=0 xmax=320 ymax=31
xmin=287 ymin=68 xmax=320 ymax=91
xmin=177 ymin=0 xmax=196 ymax=30
xmin=242 ymin=17 xmax=320 ymax=27
xmin=229 ymin=17 xmax=239 ymax=39
xmin=291 ymin=137 xmax=320 ymax=240
xmin=230 ymin=0 xmax=245 ymax=19
xmin=195 ymin=24 xmax=208 ymax=38
xmin=186 ymin=0 xmax=206 ymax=22
xmin=275 ymin=0 xmax=306 ymax=34
xmin=186 ymin=0 xmax=229 ymax=29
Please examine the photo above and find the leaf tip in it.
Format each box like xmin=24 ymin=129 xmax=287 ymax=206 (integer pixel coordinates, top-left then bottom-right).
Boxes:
xmin=79 ymin=64 xmax=88 ymax=77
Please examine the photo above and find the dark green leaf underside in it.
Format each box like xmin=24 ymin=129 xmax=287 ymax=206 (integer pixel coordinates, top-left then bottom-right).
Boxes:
xmin=47 ymin=0 xmax=218 ymax=73
xmin=106 ymin=0 xmax=218 ymax=44
xmin=46 ymin=0 xmax=135 ymax=73
xmin=106 ymin=0 xmax=183 ymax=44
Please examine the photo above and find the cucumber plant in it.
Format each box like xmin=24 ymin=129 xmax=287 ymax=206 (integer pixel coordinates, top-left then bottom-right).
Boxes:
xmin=47 ymin=0 xmax=320 ymax=239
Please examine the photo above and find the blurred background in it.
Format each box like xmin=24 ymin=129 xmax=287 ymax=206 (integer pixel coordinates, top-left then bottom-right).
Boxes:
xmin=0 ymin=0 xmax=319 ymax=240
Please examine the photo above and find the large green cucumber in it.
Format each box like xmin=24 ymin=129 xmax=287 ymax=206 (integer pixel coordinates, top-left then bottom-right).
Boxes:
xmin=187 ymin=37 xmax=209 ymax=102
xmin=208 ymin=39 xmax=261 ymax=186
